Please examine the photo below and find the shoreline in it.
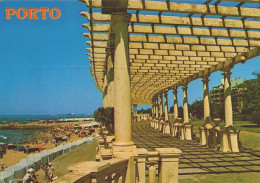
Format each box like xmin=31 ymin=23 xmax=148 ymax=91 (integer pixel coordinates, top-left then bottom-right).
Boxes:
xmin=0 ymin=117 xmax=94 ymax=130
xmin=0 ymin=120 xmax=99 ymax=169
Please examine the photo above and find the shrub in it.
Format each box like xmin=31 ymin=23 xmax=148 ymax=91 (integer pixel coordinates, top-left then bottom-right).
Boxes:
xmin=94 ymin=107 xmax=114 ymax=133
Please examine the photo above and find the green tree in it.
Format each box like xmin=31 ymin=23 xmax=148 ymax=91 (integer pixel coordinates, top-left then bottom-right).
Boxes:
xmin=169 ymin=106 xmax=183 ymax=119
xmin=94 ymin=107 xmax=114 ymax=132
xmin=210 ymin=103 xmax=225 ymax=120
xmin=137 ymin=108 xmax=152 ymax=115
xmin=189 ymin=100 xmax=203 ymax=120
xmin=241 ymin=72 xmax=260 ymax=126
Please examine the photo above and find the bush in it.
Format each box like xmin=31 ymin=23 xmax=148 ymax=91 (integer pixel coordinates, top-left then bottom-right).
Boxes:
xmin=241 ymin=72 xmax=260 ymax=126
xmin=94 ymin=107 xmax=114 ymax=133
xmin=233 ymin=113 xmax=249 ymax=121
xmin=210 ymin=103 xmax=225 ymax=120
xmin=251 ymin=111 xmax=260 ymax=126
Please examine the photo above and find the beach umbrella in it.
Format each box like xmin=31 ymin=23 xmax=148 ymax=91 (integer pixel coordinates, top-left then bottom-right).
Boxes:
xmin=18 ymin=146 xmax=25 ymax=152
xmin=33 ymin=145 xmax=44 ymax=152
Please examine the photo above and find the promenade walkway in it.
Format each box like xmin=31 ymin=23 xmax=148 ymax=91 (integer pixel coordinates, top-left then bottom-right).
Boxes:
xmin=132 ymin=122 xmax=260 ymax=176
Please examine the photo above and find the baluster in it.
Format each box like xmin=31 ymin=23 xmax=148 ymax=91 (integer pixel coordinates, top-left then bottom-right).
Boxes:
xmin=136 ymin=148 xmax=148 ymax=183
xmin=149 ymin=164 xmax=156 ymax=183
xmin=118 ymin=176 xmax=123 ymax=183
xmin=148 ymin=151 xmax=159 ymax=183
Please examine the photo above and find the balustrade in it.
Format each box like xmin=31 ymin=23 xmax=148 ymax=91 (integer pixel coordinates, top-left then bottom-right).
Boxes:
xmin=198 ymin=118 xmax=240 ymax=153
xmin=59 ymin=129 xmax=182 ymax=183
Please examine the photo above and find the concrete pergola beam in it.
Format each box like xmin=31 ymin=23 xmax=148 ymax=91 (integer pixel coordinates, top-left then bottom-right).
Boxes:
xmin=81 ymin=12 xmax=260 ymax=30
xmin=80 ymin=0 xmax=260 ymax=103
xmin=83 ymin=0 xmax=260 ymax=18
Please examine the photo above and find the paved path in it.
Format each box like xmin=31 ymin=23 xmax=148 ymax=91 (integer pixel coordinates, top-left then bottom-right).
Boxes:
xmin=132 ymin=122 xmax=260 ymax=175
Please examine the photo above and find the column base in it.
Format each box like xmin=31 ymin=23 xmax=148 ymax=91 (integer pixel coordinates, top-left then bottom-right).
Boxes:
xmin=199 ymin=127 xmax=207 ymax=145
xmin=184 ymin=123 xmax=192 ymax=140
xmin=221 ymin=130 xmax=231 ymax=152
xmin=163 ymin=122 xmax=171 ymax=134
xmin=113 ymin=141 xmax=135 ymax=147
xmin=112 ymin=142 xmax=137 ymax=158
xmin=229 ymin=129 xmax=240 ymax=153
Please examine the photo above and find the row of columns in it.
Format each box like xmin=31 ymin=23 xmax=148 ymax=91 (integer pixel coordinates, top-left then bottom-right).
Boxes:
xmin=152 ymin=85 xmax=190 ymax=124
xmin=151 ymin=68 xmax=234 ymax=126
xmin=151 ymin=66 xmax=238 ymax=152
xmin=101 ymin=11 xmax=238 ymax=153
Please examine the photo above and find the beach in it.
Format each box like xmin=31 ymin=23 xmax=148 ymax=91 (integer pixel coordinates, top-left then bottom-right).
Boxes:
xmin=0 ymin=119 xmax=98 ymax=170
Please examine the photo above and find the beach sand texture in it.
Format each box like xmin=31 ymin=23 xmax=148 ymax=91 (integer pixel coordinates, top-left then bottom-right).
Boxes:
xmin=0 ymin=122 xmax=98 ymax=169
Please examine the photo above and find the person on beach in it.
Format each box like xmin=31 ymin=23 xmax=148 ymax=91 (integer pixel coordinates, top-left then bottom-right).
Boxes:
xmin=47 ymin=163 xmax=55 ymax=182
xmin=22 ymin=168 xmax=38 ymax=183
xmin=1 ymin=163 xmax=4 ymax=171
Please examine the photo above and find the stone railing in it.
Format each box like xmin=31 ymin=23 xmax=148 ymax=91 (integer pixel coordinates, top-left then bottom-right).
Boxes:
xmin=136 ymin=148 xmax=182 ymax=183
xmin=132 ymin=114 xmax=151 ymax=122
xmin=60 ymin=147 xmax=182 ymax=183
xmin=199 ymin=120 xmax=240 ymax=153
xmin=58 ymin=130 xmax=182 ymax=183
xmin=150 ymin=118 xmax=193 ymax=141
xmin=57 ymin=158 xmax=129 ymax=183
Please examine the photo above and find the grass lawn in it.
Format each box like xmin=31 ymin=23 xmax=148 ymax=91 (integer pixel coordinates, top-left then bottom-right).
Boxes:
xmin=35 ymin=140 xmax=97 ymax=182
xmin=169 ymin=117 xmax=260 ymax=182
xmin=169 ymin=116 xmax=260 ymax=151
xmin=179 ymin=172 xmax=260 ymax=183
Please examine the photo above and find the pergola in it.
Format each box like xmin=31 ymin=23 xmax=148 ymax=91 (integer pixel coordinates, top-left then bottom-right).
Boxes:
xmin=80 ymin=0 xmax=260 ymax=152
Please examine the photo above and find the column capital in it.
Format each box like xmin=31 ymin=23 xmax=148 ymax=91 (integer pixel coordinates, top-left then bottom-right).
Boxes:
xmin=182 ymin=83 xmax=188 ymax=90
xmin=172 ymin=85 xmax=178 ymax=91
xmin=105 ymin=47 xmax=114 ymax=55
xmin=172 ymin=88 xmax=178 ymax=94
xmin=112 ymin=12 xmax=131 ymax=24
xmin=163 ymin=90 xmax=168 ymax=96
xmin=221 ymin=65 xmax=233 ymax=75
xmin=202 ymin=74 xmax=210 ymax=83
xmin=221 ymin=68 xmax=232 ymax=78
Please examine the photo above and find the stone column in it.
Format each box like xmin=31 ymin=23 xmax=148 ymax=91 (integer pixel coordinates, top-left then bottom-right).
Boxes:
xmin=159 ymin=94 xmax=163 ymax=119
xmin=152 ymin=99 xmax=155 ymax=118
xmin=106 ymin=49 xmax=114 ymax=108
xmin=102 ymin=74 xmax=108 ymax=108
xmin=183 ymin=83 xmax=192 ymax=140
xmin=173 ymin=88 xmax=178 ymax=120
xmin=182 ymin=83 xmax=189 ymax=123
xmin=156 ymin=148 xmax=182 ymax=183
xmin=222 ymin=68 xmax=233 ymax=127
xmin=200 ymin=75 xmax=210 ymax=145
xmin=164 ymin=91 xmax=169 ymax=121
xmin=155 ymin=97 xmax=159 ymax=120
xmin=112 ymin=12 xmax=133 ymax=146
xmin=133 ymin=104 xmax=137 ymax=115
xmin=222 ymin=67 xmax=239 ymax=152
xmin=202 ymin=75 xmax=210 ymax=121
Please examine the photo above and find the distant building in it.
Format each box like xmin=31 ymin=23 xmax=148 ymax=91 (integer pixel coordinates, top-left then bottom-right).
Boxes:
xmin=210 ymin=78 xmax=246 ymax=113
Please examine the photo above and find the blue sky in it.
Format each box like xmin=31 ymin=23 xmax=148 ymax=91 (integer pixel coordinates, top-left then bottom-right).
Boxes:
xmin=0 ymin=0 xmax=259 ymax=115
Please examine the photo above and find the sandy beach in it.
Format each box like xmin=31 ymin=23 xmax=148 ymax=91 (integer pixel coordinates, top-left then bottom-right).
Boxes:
xmin=0 ymin=121 xmax=99 ymax=169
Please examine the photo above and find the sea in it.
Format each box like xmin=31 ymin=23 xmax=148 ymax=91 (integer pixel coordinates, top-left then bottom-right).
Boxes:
xmin=0 ymin=114 xmax=92 ymax=144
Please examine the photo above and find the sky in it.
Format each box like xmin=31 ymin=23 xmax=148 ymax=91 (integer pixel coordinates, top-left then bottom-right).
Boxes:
xmin=0 ymin=0 xmax=259 ymax=115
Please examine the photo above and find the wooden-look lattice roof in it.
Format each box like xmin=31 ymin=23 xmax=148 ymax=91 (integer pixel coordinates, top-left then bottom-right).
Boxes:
xmin=80 ymin=0 xmax=260 ymax=104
